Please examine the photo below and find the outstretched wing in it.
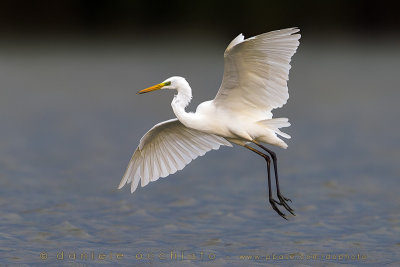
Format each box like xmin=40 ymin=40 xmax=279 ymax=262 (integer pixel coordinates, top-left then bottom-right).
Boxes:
xmin=118 ymin=118 xmax=232 ymax=193
xmin=213 ymin=28 xmax=300 ymax=118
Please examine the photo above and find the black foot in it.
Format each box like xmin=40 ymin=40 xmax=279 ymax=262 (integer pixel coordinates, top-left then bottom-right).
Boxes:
xmin=269 ymin=198 xmax=287 ymax=220
xmin=274 ymin=194 xmax=295 ymax=216
xmin=280 ymin=195 xmax=292 ymax=203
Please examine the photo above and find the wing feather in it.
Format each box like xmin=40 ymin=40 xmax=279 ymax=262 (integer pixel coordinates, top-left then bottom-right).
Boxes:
xmin=152 ymin=144 xmax=162 ymax=181
xmin=155 ymin=143 xmax=169 ymax=178
xmin=140 ymin=148 xmax=150 ymax=186
xmin=157 ymin=138 xmax=174 ymax=174
xmin=150 ymin=143 xmax=160 ymax=182
xmin=161 ymin=139 xmax=178 ymax=173
xmin=147 ymin=143 xmax=155 ymax=182
xmin=175 ymin=138 xmax=199 ymax=159
xmin=164 ymin=138 xmax=186 ymax=170
xmin=118 ymin=118 xmax=232 ymax=192
xmin=168 ymin=138 xmax=192 ymax=164
xmin=213 ymin=28 xmax=301 ymax=118
xmin=131 ymin=168 xmax=140 ymax=193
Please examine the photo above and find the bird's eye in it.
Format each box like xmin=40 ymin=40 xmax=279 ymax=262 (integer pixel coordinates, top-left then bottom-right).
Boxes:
xmin=165 ymin=81 xmax=171 ymax=86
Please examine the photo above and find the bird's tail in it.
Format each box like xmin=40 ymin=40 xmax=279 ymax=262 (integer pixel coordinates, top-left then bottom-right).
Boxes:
xmin=257 ymin=118 xmax=291 ymax=139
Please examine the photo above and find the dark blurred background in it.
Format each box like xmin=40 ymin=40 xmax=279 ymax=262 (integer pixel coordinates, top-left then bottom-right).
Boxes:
xmin=1 ymin=0 xmax=399 ymax=40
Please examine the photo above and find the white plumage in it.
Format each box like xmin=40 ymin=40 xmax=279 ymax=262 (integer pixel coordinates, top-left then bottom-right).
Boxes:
xmin=215 ymin=28 xmax=300 ymax=116
xmin=118 ymin=118 xmax=231 ymax=193
xmin=118 ymin=28 xmax=301 ymax=206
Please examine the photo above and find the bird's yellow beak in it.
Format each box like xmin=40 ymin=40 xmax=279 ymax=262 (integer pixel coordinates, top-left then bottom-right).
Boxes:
xmin=137 ymin=81 xmax=171 ymax=95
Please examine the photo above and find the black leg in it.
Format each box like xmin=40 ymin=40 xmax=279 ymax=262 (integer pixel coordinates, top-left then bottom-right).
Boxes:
xmin=244 ymin=144 xmax=287 ymax=220
xmin=254 ymin=142 xmax=295 ymax=216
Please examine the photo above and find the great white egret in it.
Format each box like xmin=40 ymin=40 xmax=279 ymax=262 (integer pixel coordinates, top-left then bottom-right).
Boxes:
xmin=118 ymin=28 xmax=301 ymax=219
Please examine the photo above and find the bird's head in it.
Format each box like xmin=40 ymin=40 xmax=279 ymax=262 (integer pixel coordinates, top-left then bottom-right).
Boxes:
xmin=137 ymin=76 xmax=188 ymax=94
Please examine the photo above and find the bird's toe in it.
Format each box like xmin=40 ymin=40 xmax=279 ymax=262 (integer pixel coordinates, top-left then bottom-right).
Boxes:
xmin=269 ymin=198 xmax=287 ymax=220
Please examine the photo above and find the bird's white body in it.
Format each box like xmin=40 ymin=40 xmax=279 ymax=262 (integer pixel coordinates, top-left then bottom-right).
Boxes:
xmin=172 ymin=83 xmax=287 ymax=148
xmin=119 ymin=28 xmax=300 ymax=194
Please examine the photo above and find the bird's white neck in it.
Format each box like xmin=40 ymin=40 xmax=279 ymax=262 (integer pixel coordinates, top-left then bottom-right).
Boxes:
xmin=171 ymin=82 xmax=195 ymax=127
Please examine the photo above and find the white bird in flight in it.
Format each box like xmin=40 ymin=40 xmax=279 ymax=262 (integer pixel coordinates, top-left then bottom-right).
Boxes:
xmin=118 ymin=28 xmax=301 ymax=219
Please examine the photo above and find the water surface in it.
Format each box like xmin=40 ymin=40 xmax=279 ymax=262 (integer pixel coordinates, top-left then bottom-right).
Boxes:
xmin=0 ymin=39 xmax=399 ymax=266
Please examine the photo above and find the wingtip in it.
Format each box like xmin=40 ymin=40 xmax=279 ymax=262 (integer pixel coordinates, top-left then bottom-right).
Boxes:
xmin=118 ymin=174 xmax=128 ymax=189
xmin=225 ymin=33 xmax=245 ymax=52
xmin=288 ymin=27 xmax=301 ymax=40
xmin=117 ymin=181 xmax=125 ymax=190
xmin=281 ymin=27 xmax=301 ymax=37
xmin=130 ymin=185 xmax=137 ymax=194
xmin=286 ymin=27 xmax=300 ymax=33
